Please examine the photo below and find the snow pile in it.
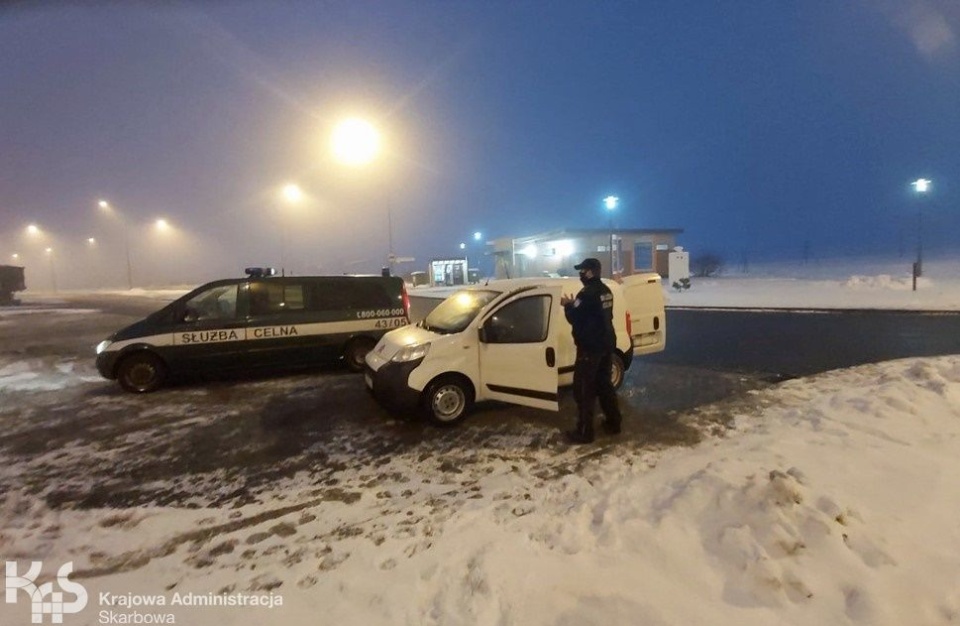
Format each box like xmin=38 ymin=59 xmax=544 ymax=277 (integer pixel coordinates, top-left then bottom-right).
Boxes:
xmin=843 ymin=274 xmax=921 ymax=291
xmin=1 ymin=356 xmax=959 ymax=625
xmin=666 ymin=257 xmax=960 ymax=310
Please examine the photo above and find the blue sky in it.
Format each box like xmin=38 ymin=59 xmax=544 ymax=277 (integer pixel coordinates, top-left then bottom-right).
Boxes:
xmin=1 ymin=1 xmax=958 ymax=286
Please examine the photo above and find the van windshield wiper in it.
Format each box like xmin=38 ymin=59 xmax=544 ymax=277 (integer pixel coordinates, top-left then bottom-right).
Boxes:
xmin=421 ymin=320 xmax=457 ymax=334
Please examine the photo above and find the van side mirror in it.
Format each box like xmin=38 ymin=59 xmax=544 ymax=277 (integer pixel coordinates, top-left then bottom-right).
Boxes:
xmin=478 ymin=326 xmax=487 ymax=343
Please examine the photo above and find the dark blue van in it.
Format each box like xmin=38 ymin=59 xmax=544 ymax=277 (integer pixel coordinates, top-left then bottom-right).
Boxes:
xmin=96 ymin=272 xmax=409 ymax=392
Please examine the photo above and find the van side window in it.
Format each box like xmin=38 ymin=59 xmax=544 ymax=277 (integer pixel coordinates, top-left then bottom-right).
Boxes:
xmin=184 ymin=285 xmax=238 ymax=322
xmin=283 ymin=284 xmax=305 ymax=311
xmin=483 ymin=295 xmax=551 ymax=343
xmin=249 ymin=282 xmax=306 ymax=316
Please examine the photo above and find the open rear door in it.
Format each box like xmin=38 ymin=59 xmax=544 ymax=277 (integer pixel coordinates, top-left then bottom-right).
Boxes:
xmin=620 ymin=273 xmax=667 ymax=355
xmin=476 ymin=286 xmax=564 ymax=411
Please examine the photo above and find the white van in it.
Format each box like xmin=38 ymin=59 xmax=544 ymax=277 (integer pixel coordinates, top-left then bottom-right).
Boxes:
xmin=364 ymin=274 xmax=665 ymax=425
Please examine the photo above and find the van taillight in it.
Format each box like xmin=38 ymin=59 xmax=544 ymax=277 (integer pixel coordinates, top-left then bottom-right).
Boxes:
xmin=401 ymin=285 xmax=411 ymax=321
xmin=626 ymin=311 xmax=632 ymax=337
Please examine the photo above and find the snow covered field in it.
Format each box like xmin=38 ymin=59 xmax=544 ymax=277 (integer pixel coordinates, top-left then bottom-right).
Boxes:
xmin=2 ymin=256 xmax=960 ymax=626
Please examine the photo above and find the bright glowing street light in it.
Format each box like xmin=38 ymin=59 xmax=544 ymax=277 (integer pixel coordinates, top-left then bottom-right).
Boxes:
xmin=11 ymin=253 xmax=19 ymax=261
xmin=910 ymin=178 xmax=932 ymax=282
xmin=603 ymin=196 xmax=620 ymax=275
xmin=44 ymin=247 xmax=57 ymax=292
xmin=96 ymin=198 xmax=133 ymax=289
xmin=277 ymin=183 xmax=307 ymax=274
xmin=473 ymin=231 xmax=482 ymax=241
xmin=87 ymin=237 xmax=97 ymax=245
xmin=331 ymin=118 xmax=381 ymax=167
xmin=26 ymin=224 xmax=41 ymax=236
xmin=330 ymin=117 xmax=399 ymax=273
xmin=282 ymin=183 xmax=304 ymax=204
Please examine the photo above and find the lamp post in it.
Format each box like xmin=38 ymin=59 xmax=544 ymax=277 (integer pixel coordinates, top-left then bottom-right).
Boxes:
xmin=330 ymin=118 xmax=385 ymax=271
xmin=911 ymin=178 xmax=931 ymax=285
xmin=472 ymin=231 xmax=483 ymax=277
xmin=279 ymin=183 xmax=303 ymax=275
xmin=98 ymin=200 xmax=133 ymax=289
xmin=604 ymin=195 xmax=619 ymax=276
xmin=24 ymin=224 xmax=45 ymax=283
xmin=45 ymin=247 xmax=57 ymax=293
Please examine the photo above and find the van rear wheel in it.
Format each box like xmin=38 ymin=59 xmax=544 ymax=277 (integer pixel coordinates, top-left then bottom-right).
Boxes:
xmin=423 ymin=376 xmax=473 ymax=426
xmin=117 ymin=352 xmax=166 ymax=393
xmin=610 ymin=353 xmax=625 ymax=390
xmin=343 ymin=338 xmax=376 ymax=372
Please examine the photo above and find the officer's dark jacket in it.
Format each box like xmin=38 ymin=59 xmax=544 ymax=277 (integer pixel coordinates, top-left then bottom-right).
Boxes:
xmin=563 ymin=276 xmax=616 ymax=354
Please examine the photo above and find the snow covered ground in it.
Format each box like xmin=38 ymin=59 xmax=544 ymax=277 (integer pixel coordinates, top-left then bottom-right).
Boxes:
xmin=2 ymin=256 xmax=960 ymax=626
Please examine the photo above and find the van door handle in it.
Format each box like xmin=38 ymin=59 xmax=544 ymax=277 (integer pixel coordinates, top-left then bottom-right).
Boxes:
xmin=545 ymin=347 xmax=556 ymax=368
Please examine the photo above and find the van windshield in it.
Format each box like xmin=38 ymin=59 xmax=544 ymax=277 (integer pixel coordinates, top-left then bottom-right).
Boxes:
xmin=422 ymin=289 xmax=501 ymax=334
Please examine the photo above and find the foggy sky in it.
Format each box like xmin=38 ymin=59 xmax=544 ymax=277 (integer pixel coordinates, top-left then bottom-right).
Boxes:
xmin=2 ymin=1 xmax=959 ymax=290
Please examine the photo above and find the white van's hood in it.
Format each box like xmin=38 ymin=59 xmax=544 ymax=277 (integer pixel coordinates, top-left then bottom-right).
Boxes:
xmin=366 ymin=324 xmax=438 ymax=370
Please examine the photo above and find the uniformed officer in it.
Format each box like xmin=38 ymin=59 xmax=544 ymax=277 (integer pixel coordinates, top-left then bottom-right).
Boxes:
xmin=560 ymin=257 xmax=623 ymax=444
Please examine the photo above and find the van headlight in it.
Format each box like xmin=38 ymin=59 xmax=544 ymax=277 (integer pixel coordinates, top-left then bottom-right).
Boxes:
xmin=392 ymin=342 xmax=430 ymax=363
xmin=96 ymin=340 xmax=112 ymax=355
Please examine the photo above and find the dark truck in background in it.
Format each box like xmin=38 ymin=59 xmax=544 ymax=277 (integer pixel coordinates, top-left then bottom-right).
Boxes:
xmin=0 ymin=265 xmax=25 ymax=305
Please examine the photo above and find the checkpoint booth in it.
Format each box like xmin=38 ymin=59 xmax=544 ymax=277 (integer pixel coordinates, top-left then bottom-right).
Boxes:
xmin=429 ymin=258 xmax=468 ymax=286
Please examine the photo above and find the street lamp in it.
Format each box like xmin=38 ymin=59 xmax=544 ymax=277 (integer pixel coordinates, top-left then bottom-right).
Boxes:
xmin=330 ymin=118 xmax=392 ymax=272
xmin=604 ymin=195 xmax=619 ymax=276
xmin=911 ymin=178 xmax=931 ymax=281
xmin=278 ymin=183 xmax=303 ymax=275
xmin=45 ymin=247 xmax=57 ymax=293
xmin=98 ymin=199 xmax=133 ymax=289
xmin=471 ymin=231 xmax=484 ymax=276
xmin=331 ymin=118 xmax=380 ymax=166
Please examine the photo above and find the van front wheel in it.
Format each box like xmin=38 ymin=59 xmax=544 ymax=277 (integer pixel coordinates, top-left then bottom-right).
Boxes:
xmin=610 ymin=353 xmax=625 ymax=390
xmin=117 ymin=352 xmax=166 ymax=393
xmin=423 ymin=376 xmax=473 ymax=426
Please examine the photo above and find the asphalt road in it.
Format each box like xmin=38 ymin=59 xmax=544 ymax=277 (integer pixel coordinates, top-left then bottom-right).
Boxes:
xmin=650 ymin=307 xmax=960 ymax=378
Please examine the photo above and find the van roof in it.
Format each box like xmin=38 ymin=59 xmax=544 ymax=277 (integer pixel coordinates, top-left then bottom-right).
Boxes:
xmin=415 ymin=273 xmax=661 ymax=299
